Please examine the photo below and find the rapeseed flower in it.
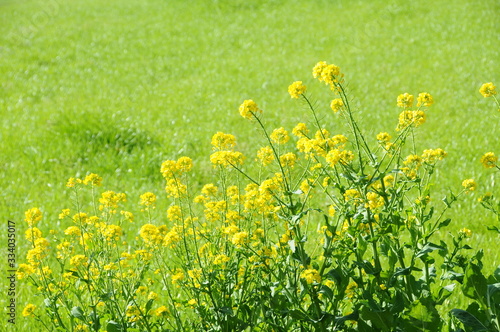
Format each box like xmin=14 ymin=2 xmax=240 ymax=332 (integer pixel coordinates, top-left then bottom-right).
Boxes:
xmin=25 ymin=207 xmax=42 ymax=227
xmin=481 ymin=152 xmax=497 ymax=168
xmin=397 ymin=93 xmax=414 ymax=108
xmin=462 ymin=179 xmax=477 ymax=192
xmin=270 ymin=127 xmax=290 ymax=144
xmin=330 ymin=98 xmax=343 ymax=113
xmin=22 ymin=304 xmax=36 ymax=317
xmin=301 ymin=269 xmax=321 ymax=284
xmin=257 ymin=146 xmax=275 ymax=166
xmin=288 ymin=81 xmax=306 ymax=98
xmin=479 ymin=82 xmax=496 ymax=97
xmin=417 ymin=92 xmax=433 ymax=107
xmin=239 ymin=99 xmax=261 ymax=119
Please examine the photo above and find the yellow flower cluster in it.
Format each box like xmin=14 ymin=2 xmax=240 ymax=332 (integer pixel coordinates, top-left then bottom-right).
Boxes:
xmin=211 ymin=132 xmax=237 ymax=151
xmin=312 ymin=61 xmax=342 ymax=87
xmin=288 ymin=81 xmax=307 ymax=99
xmin=257 ymin=146 xmax=275 ymax=166
xmin=422 ymin=148 xmax=447 ymax=164
xmin=480 ymin=152 xmax=497 ymax=168
xmin=270 ymin=127 xmax=290 ymax=145
xmin=462 ymin=179 xmax=477 ymax=193
xmin=297 ymin=129 xmax=349 ymax=160
xmin=479 ymin=82 xmax=496 ymax=98
xmin=239 ymin=99 xmax=261 ymax=119
xmin=330 ymin=98 xmax=344 ymax=113
xmin=300 ymin=268 xmax=321 ymax=284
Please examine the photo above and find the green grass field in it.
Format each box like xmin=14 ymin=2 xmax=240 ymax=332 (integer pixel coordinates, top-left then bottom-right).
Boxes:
xmin=1 ymin=0 xmax=499 ymax=329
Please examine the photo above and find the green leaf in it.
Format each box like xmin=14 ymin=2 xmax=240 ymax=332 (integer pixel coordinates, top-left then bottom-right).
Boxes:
xmin=416 ymin=242 xmax=446 ymax=258
xmin=145 ymin=298 xmax=155 ymax=314
xmin=360 ymin=306 xmax=392 ymax=331
xmin=450 ymin=309 xmax=488 ymax=331
xmin=462 ymin=262 xmax=487 ymax=301
xmin=71 ymin=306 xmax=85 ymax=321
xmin=107 ymin=320 xmax=123 ymax=332
xmin=402 ymin=299 xmax=441 ymax=331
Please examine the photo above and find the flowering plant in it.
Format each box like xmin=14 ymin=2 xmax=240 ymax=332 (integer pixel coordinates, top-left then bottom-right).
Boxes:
xmin=18 ymin=63 xmax=499 ymax=331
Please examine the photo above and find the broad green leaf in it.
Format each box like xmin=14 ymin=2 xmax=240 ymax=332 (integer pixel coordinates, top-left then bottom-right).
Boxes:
xmin=450 ymin=309 xmax=488 ymax=331
xmin=71 ymin=306 xmax=85 ymax=321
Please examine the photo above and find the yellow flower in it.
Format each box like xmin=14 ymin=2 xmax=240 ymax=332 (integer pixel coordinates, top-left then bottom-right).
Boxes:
xmin=70 ymin=255 xmax=88 ymax=267
xmin=148 ymin=292 xmax=158 ymax=300
xmin=396 ymin=110 xmax=426 ymax=131
xmin=376 ymin=132 xmax=391 ymax=142
xmin=422 ymin=148 xmax=447 ymax=163
xmin=301 ymin=269 xmax=321 ymax=284
xmin=479 ymin=82 xmax=496 ymax=97
xmin=462 ymin=179 xmax=477 ymax=192
xmin=140 ymin=192 xmax=157 ymax=207
xmin=167 ymin=205 xmax=182 ymax=221
xmin=366 ymin=192 xmax=384 ymax=210
xmin=135 ymin=286 xmax=148 ymax=295
xmin=239 ymin=99 xmax=261 ymax=119
xmin=397 ymin=93 xmax=414 ymax=108
xmin=231 ymin=232 xmax=249 ymax=247
xmin=210 ymin=151 xmax=245 ymax=167
xmin=171 ymin=269 xmax=185 ymax=284
xmin=288 ymin=81 xmax=306 ymax=98
xmin=417 ymin=92 xmax=433 ymax=107
xmin=257 ymin=146 xmax=275 ymax=166
xmin=64 ymin=226 xmax=81 ymax=236
xmin=459 ymin=228 xmax=472 ymax=238
xmin=213 ymin=254 xmax=231 ymax=265
xmin=270 ymin=127 xmax=290 ymax=145
xmin=58 ymin=208 xmax=70 ymax=219
xmin=83 ymin=173 xmax=103 ymax=186
xmin=330 ymin=98 xmax=344 ymax=113
xmin=139 ymin=224 xmax=161 ymax=244
xmin=22 ymin=304 xmax=36 ymax=317
xmin=211 ymin=132 xmax=237 ymax=151
xmin=292 ymin=123 xmax=309 ymax=137
xmin=155 ymin=305 xmax=169 ymax=317
xmin=481 ymin=152 xmax=498 ymax=168
xmin=201 ymin=183 xmax=218 ymax=196
xmin=176 ymin=156 xmax=193 ymax=173
xmin=25 ymin=207 xmax=42 ymax=227
xmin=99 ymin=191 xmax=126 ymax=211
xmin=25 ymin=227 xmax=42 ymax=242
xmin=16 ymin=264 xmax=36 ymax=280
xmin=160 ymin=160 xmax=178 ymax=178
xmin=280 ymin=152 xmax=297 ymax=168
xmin=74 ymin=324 xmax=90 ymax=332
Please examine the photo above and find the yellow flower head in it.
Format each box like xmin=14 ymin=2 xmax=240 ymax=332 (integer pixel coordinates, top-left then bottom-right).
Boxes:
xmin=417 ymin=92 xmax=433 ymax=107
xmin=176 ymin=156 xmax=193 ymax=173
xmin=239 ymin=99 xmax=261 ymax=119
xmin=479 ymin=82 xmax=496 ymax=98
xmin=376 ymin=132 xmax=392 ymax=142
xmin=22 ymin=304 xmax=36 ymax=317
xmin=480 ymin=152 xmax=498 ymax=168
xmin=70 ymin=254 xmax=88 ymax=267
xmin=83 ymin=173 xmax=103 ymax=186
xmin=301 ymin=269 xmax=321 ymax=284
xmin=140 ymin=192 xmax=156 ymax=207
xmin=459 ymin=228 xmax=472 ymax=238
xmin=167 ymin=205 xmax=182 ymax=221
xmin=288 ymin=81 xmax=307 ymax=99
xmin=257 ymin=146 xmax=275 ymax=166
xmin=397 ymin=93 xmax=414 ymax=108
xmin=211 ymin=132 xmax=237 ymax=151
xmin=210 ymin=151 xmax=245 ymax=168
xmin=270 ymin=127 xmax=290 ymax=145
xmin=280 ymin=152 xmax=297 ymax=168
xmin=155 ymin=305 xmax=169 ymax=317
xmin=292 ymin=123 xmax=309 ymax=138
xmin=422 ymin=148 xmax=447 ymax=164
xmin=25 ymin=207 xmax=42 ymax=227
xmin=330 ymin=98 xmax=344 ymax=113
xmin=462 ymin=179 xmax=477 ymax=192
xmin=25 ymin=227 xmax=42 ymax=242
